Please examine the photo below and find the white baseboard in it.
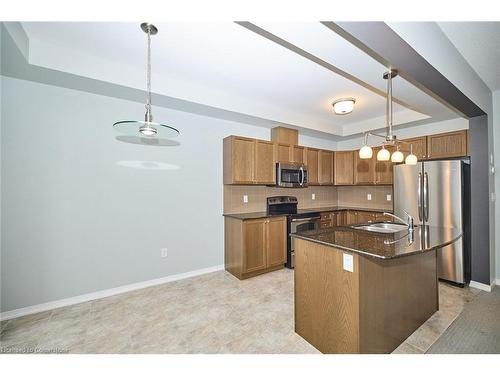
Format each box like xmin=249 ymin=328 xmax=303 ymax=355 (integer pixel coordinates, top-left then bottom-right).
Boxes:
xmin=469 ymin=280 xmax=495 ymax=292
xmin=1 ymin=264 xmax=224 ymax=321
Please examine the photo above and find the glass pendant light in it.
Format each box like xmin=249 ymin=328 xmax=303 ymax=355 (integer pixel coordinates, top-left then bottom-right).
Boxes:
xmin=405 ymin=144 xmax=418 ymax=165
xmin=113 ymin=23 xmax=179 ymax=138
xmin=377 ymin=146 xmax=390 ymax=161
xmin=391 ymin=145 xmax=404 ymax=163
xmin=359 ymin=133 xmax=373 ymax=159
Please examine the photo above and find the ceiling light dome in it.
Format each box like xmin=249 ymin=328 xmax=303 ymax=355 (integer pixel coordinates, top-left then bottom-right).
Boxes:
xmin=332 ymin=98 xmax=356 ymax=115
xmin=405 ymin=153 xmax=418 ymax=165
xmin=377 ymin=147 xmax=391 ymax=161
xmin=391 ymin=148 xmax=404 ymax=163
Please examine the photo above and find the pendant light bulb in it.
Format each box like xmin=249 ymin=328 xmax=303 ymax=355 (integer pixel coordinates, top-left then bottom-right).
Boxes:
xmin=377 ymin=146 xmax=391 ymax=161
xmin=139 ymin=124 xmax=158 ymax=136
xmin=404 ymin=144 xmax=418 ymax=165
xmin=359 ymin=145 xmax=373 ymax=159
xmin=391 ymin=146 xmax=404 ymax=163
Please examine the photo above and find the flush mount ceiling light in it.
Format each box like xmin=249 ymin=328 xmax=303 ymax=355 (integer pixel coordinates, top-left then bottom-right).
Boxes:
xmin=358 ymin=70 xmax=417 ymax=164
xmin=113 ymin=23 xmax=180 ymax=139
xmin=332 ymin=98 xmax=356 ymax=115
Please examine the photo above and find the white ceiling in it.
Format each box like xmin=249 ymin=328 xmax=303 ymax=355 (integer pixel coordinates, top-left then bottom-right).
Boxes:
xmin=20 ymin=22 xmax=458 ymax=138
xmin=439 ymin=22 xmax=500 ymax=92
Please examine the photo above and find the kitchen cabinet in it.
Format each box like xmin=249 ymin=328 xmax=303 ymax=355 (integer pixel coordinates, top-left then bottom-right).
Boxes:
xmin=427 ymin=130 xmax=468 ymax=159
xmin=354 ymin=150 xmax=375 ymax=185
xmin=334 ymin=151 xmax=354 ymax=185
xmin=292 ymin=145 xmax=305 ymax=163
xmin=319 ymin=150 xmax=334 ymax=185
xmin=320 ymin=212 xmax=334 ymax=228
xmin=276 ymin=143 xmax=292 ymax=163
xmin=266 ymin=216 xmax=287 ymax=268
xmin=223 ymin=136 xmax=275 ymax=185
xmin=224 ymin=216 xmax=286 ymax=279
xmin=305 ymin=148 xmax=320 ymax=185
xmin=336 ymin=211 xmax=347 ymax=226
xmin=346 ymin=210 xmax=379 ymax=225
xmin=373 ymin=146 xmax=394 ymax=185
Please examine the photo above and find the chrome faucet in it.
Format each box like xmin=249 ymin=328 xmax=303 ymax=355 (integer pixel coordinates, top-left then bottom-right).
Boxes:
xmin=383 ymin=211 xmax=415 ymax=232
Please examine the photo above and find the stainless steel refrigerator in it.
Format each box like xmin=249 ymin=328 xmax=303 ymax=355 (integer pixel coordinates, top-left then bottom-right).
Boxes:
xmin=393 ymin=160 xmax=471 ymax=286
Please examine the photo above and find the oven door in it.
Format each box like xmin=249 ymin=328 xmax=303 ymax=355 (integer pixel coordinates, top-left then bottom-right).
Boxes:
xmin=288 ymin=215 xmax=320 ymax=268
xmin=277 ymin=163 xmax=308 ymax=188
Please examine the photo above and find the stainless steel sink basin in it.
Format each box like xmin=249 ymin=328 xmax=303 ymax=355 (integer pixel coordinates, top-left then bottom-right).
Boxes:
xmin=351 ymin=222 xmax=409 ymax=234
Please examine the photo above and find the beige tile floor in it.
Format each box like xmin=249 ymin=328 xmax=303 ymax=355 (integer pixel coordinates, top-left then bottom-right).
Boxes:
xmin=0 ymin=269 xmax=481 ymax=354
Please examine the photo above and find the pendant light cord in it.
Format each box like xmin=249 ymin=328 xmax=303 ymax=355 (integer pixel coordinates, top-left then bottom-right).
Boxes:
xmin=146 ymin=26 xmax=152 ymax=115
xmin=387 ymin=72 xmax=393 ymax=139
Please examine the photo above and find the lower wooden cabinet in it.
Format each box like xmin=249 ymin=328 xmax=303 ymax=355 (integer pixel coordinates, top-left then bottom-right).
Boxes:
xmin=224 ymin=216 xmax=286 ymax=279
xmin=346 ymin=210 xmax=380 ymax=225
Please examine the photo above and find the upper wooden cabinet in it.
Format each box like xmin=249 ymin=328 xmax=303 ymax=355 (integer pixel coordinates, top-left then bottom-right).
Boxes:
xmin=255 ymin=140 xmax=275 ymax=184
xmin=292 ymin=145 xmax=305 ymax=164
xmin=373 ymin=146 xmax=394 ymax=185
xmin=305 ymin=148 xmax=320 ymax=185
xmin=354 ymin=150 xmax=375 ymax=185
xmin=334 ymin=151 xmax=354 ymax=185
xmin=319 ymin=150 xmax=334 ymax=185
xmin=223 ymin=136 xmax=275 ymax=185
xmin=427 ymin=130 xmax=468 ymax=159
xmin=271 ymin=127 xmax=298 ymax=145
xmin=276 ymin=143 xmax=292 ymax=163
xmin=400 ymin=136 xmax=427 ymax=160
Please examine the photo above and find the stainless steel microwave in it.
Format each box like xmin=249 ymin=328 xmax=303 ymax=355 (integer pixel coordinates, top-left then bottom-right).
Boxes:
xmin=276 ymin=162 xmax=308 ymax=188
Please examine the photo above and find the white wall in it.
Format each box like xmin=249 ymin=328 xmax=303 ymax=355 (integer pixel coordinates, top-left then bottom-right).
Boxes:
xmin=0 ymin=76 xmax=338 ymax=312
xmin=335 ymin=117 xmax=468 ymax=151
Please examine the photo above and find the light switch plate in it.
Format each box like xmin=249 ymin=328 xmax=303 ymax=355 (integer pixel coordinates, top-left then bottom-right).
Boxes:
xmin=243 ymin=195 xmax=248 ymax=203
xmin=312 ymin=193 xmax=316 ymax=200
xmin=386 ymin=194 xmax=392 ymax=201
xmin=343 ymin=253 xmax=354 ymax=272
xmin=367 ymin=193 xmax=372 ymax=201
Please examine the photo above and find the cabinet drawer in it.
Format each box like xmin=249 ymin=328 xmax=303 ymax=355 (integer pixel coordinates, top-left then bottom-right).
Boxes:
xmin=320 ymin=212 xmax=333 ymax=221
xmin=320 ymin=221 xmax=332 ymax=229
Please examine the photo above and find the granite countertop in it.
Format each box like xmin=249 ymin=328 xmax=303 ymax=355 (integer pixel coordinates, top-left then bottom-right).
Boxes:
xmin=290 ymin=225 xmax=462 ymax=259
xmin=223 ymin=206 xmax=392 ymax=220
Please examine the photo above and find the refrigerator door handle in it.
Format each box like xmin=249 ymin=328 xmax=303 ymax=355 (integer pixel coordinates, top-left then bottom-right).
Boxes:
xmin=417 ymin=172 xmax=422 ymax=222
xmin=424 ymin=172 xmax=429 ymax=221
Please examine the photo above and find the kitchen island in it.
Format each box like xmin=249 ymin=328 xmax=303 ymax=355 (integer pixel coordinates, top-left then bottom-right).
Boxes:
xmin=291 ymin=225 xmax=461 ymax=354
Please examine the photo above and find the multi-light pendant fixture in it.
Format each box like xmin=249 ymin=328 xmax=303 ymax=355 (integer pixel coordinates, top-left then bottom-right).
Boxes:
xmin=113 ymin=23 xmax=180 ymax=139
xmin=358 ymin=70 xmax=417 ymax=165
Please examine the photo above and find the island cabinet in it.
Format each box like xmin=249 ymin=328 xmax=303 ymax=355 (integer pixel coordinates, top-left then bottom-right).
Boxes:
xmin=334 ymin=151 xmax=354 ymax=185
xmin=223 ymin=136 xmax=275 ymax=185
xmin=224 ymin=216 xmax=286 ymax=279
xmin=294 ymin=239 xmax=438 ymax=353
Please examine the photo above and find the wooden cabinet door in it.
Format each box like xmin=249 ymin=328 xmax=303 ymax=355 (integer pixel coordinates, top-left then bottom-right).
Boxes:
xmin=334 ymin=151 xmax=354 ymax=185
xmin=266 ymin=217 xmax=287 ymax=267
xmin=354 ymin=151 xmax=375 ymax=185
xmin=400 ymin=137 xmax=427 ymax=161
xmin=292 ymin=145 xmax=305 ymax=163
xmin=374 ymin=146 xmax=394 ymax=185
xmin=242 ymin=219 xmax=267 ymax=274
xmin=276 ymin=143 xmax=292 ymax=163
xmin=336 ymin=211 xmax=347 ymax=226
xmin=356 ymin=211 xmax=377 ymax=224
xmin=228 ymin=137 xmax=255 ymax=184
xmin=376 ymin=212 xmax=392 ymax=222
xmin=319 ymin=150 xmax=334 ymax=185
xmin=255 ymin=140 xmax=275 ymax=184
xmin=427 ymin=130 xmax=467 ymax=159
xmin=306 ymin=148 xmax=320 ymax=185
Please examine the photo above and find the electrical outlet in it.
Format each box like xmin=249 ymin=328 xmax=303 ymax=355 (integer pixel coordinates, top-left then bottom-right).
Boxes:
xmin=243 ymin=195 xmax=248 ymax=203
xmin=312 ymin=193 xmax=316 ymax=200
xmin=343 ymin=253 xmax=354 ymax=272
xmin=367 ymin=193 xmax=372 ymax=201
xmin=161 ymin=248 xmax=168 ymax=258
xmin=386 ymin=194 xmax=392 ymax=201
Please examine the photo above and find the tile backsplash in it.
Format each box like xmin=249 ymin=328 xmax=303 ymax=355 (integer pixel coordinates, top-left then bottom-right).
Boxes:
xmin=224 ymin=185 xmax=393 ymax=213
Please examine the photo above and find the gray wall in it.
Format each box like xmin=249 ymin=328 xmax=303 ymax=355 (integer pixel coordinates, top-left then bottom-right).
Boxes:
xmin=0 ymin=76 xmax=335 ymax=312
xmin=494 ymin=89 xmax=500 ymax=281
